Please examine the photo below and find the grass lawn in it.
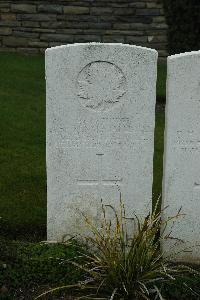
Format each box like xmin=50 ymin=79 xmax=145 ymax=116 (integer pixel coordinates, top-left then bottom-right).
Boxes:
xmin=0 ymin=52 xmax=165 ymax=240
xmin=0 ymin=53 xmax=46 ymax=239
xmin=157 ymin=63 xmax=167 ymax=103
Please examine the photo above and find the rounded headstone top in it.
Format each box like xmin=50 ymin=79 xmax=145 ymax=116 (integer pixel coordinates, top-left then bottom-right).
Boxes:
xmin=168 ymin=50 xmax=200 ymax=61
xmin=45 ymin=42 xmax=158 ymax=56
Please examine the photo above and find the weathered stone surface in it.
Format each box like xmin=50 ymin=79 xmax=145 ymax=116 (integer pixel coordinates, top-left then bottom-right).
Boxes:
xmin=62 ymin=1 xmax=90 ymax=7
xmin=14 ymin=27 xmax=54 ymax=34
xmin=32 ymin=28 xmax=56 ymax=33
xmin=116 ymin=16 xmax=152 ymax=24
xmin=146 ymin=30 xmax=167 ymax=36
xmin=113 ymin=23 xmax=148 ymax=30
xmin=17 ymin=14 xmax=57 ymax=22
xmin=0 ymin=20 xmax=21 ymax=27
xmin=1 ymin=14 xmax=16 ymax=21
xmin=0 ymin=8 xmax=10 ymax=13
xmin=48 ymin=42 xmax=63 ymax=47
xmin=39 ymin=48 xmax=46 ymax=53
xmin=81 ymin=29 xmax=104 ymax=35
xmin=151 ymin=23 xmax=168 ymax=29
xmin=136 ymin=9 xmax=161 ymax=16
xmin=13 ymin=30 xmax=39 ymax=38
xmin=147 ymin=35 xmax=167 ymax=43
xmin=88 ymin=23 xmax=111 ymax=29
xmin=157 ymin=49 xmax=168 ymax=57
xmin=153 ymin=16 xmax=166 ymax=23
xmin=73 ymin=35 xmax=101 ymax=42
xmin=29 ymin=41 xmax=48 ymax=48
xmin=105 ymin=30 xmax=144 ymax=36
xmin=38 ymin=4 xmax=62 ymax=14
xmin=148 ymin=43 xmax=167 ymax=50
xmin=109 ymin=3 xmax=130 ymax=8
xmin=113 ymin=8 xmax=136 ymax=15
xmin=46 ymin=43 xmax=157 ymax=240
xmin=41 ymin=21 xmax=68 ymax=29
xmin=126 ymin=36 xmax=147 ymax=43
xmin=0 ymin=0 xmax=167 ymax=58
xmin=0 ymin=27 xmax=11 ymax=35
xmin=113 ymin=23 xmax=130 ymax=30
xmin=57 ymin=29 xmax=83 ymax=34
xmin=41 ymin=20 xmax=106 ymax=30
xmin=65 ymin=22 xmax=110 ymax=30
xmin=63 ymin=6 xmax=89 ymax=14
xmin=41 ymin=33 xmax=73 ymax=42
xmin=90 ymin=7 xmax=113 ymax=15
xmin=130 ymin=23 xmax=151 ymax=29
xmin=17 ymin=47 xmax=39 ymax=55
xmin=21 ymin=21 xmax=40 ymax=28
xmin=0 ymin=3 xmax=10 ymax=9
xmin=0 ymin=47 xmax=16 ymax=52
xmin=102 ymin=35 xmax=125 ymax=43
xmin=146 ymin=2 xmax=163 ymax=8
xmin=162 ymin=51 xmax=200 ymax=263
xmin=3 ymin=36 xmax=28 ymax=46
xmin=57 ymin=15 xmax=98 ymax=22
xmin=11 ymin=4 xmax=36 ymax=13
xmin=129 ymin=2 xmax=146 ymax=8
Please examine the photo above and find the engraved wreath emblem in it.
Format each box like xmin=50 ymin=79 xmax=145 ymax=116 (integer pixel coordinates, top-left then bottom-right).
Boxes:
xmin=77 ymin=61 xmax=126 ymax=112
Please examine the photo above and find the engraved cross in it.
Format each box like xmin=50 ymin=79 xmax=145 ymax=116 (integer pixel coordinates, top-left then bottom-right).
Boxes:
xmin=77 ymin=153 xmax=122 ymax=199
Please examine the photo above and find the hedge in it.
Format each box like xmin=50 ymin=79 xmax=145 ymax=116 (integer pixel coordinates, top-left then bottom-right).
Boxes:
xmin=163 ymin=0 xmax=200 ymax=55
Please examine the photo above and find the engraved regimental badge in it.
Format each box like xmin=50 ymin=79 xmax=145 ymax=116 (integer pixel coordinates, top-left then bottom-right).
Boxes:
xmin=77 ymin=61 xmax=126 ymax=112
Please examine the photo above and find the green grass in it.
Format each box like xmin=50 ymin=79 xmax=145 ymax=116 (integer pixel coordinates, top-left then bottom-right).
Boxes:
xmin=0 ymin=52 xmax=46 ymax=239
xmin=157 ymin=63 xmax=167 ymax=103
xmin=0 ymin=52 xmax=166 ymax=240
xmin=153 ymin=111 xmax=165 ymax=203
xmin=0 ymin=238 xmax=83 ymax=299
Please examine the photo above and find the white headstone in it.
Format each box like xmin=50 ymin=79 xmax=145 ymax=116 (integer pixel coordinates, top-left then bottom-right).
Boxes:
xmin=46 ymin=43 xmax=157 ymax=241
xmin=163 ymin=51 xmax=200 ymax=263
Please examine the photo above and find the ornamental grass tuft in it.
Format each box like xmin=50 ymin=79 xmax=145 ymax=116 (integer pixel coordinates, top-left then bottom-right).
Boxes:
xmin=36 ymin=198 xmax=199 ymax=300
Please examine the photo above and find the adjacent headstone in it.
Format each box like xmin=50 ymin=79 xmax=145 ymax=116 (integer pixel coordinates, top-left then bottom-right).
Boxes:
xmin=46 ymin=43 xmax=157 ymax=241
xmin=162 ymin=51 xmax=200 ymax=263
